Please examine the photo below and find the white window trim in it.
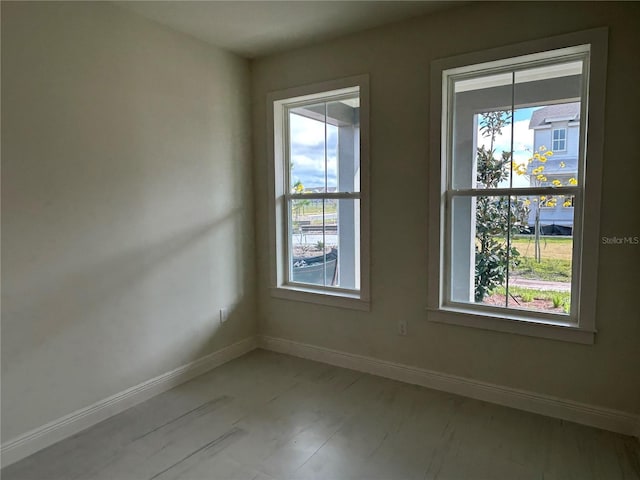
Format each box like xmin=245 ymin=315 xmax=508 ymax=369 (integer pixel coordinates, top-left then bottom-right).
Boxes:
xmin=266 ymin=75 xmax=370 ymax=311
xmin=427 ymin=29 xmax=608 ymax=344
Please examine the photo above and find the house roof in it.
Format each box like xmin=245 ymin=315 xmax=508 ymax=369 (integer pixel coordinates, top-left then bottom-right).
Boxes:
xmin=529 ymin=102 xmax=580 ymax=129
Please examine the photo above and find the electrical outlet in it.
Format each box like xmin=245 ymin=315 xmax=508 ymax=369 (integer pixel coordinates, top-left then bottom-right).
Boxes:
xmin=398 ymin=320 xmax=408 ymax=336
xmin=219 ymin=308 xmax=228 ymax=324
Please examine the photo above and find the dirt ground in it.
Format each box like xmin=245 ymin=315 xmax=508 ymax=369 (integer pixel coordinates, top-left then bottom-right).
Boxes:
xmin=483 ymin=293 xmax=566 ymax=313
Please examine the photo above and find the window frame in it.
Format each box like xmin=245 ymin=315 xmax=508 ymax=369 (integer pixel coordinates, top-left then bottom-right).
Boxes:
xmin=427 ymin=29 xmax=607 ymax=344
xmin=552 ymin=127 xmax=568 ymax=152
xmin=266 ymin=75 xmax=370 ymax=311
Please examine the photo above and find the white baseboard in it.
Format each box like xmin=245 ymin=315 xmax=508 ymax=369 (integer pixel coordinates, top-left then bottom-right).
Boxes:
xmin=259 ymin=335 xmax=640 ymax=439
xmin=1 ymin=336 xmax=257 ymax=468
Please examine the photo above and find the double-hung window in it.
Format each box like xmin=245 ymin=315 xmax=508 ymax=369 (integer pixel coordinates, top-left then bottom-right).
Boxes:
xmin=268 ymin=76 xmax=370 ymax=310
xmin=428 ymin=30 xmax=607 ymax=343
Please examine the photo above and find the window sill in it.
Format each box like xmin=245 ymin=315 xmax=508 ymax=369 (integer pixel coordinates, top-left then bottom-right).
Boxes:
xmin=426 ymin=306 xmax=595 ymax=344
xmin=270 ymin=286 xmax=370 ymax=311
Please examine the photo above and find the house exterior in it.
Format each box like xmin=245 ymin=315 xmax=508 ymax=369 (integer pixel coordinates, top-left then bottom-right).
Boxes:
xmin=527 ymin=102 xmax=580 ymax=234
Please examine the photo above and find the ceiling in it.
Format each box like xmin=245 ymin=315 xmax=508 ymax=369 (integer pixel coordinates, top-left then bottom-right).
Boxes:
xmin=115 ymin=1 xmax=464 ymax=59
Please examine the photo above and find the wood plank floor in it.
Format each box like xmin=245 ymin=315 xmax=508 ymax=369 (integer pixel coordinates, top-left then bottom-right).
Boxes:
xmin=3 ymin=349 xmax=639 ymax=479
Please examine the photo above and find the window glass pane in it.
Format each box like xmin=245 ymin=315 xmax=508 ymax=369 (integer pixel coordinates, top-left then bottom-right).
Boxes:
xmin=289 ymin=198 xmax=327 ymax=286
xmin=326 ymin=121 xmax=339 ymax=192
xmin=508 ymin=105 xmax=580 ymax=190
xmin=451 ymin=75 xmax=513 ymax=189
xmin=512 ymin=57 xmax=584 ymax=189
xmin=450 ymin=195 xmax=488 ymax=303
xmin=450 ymin=195 xmax=513 ymax=304
xmin=288 ymin=95 xmax=360 ymax=194
xmin=475 ymin=195 xmax=521 ymax=307
xmin=449 ymin=192 xmax=574 ymax=315
xmin=289 ymin=106 xmax=327 ymax=193
xmin=322 ymin=199 xmax=339 ymax=287
xmin=335 ymin=199 xmax=360 ymax=290
xmin=326 ymin=98 xmax=360 ymax=193
xmin=513 ymin=60 xmax=583 ymax=84
xmin=288 ymin=198 xmax=359 ymax=290
xmin=509 ymin=195 xmax=574 ymax=315
xmin=451 ymin=58 xmax=584 ymax=192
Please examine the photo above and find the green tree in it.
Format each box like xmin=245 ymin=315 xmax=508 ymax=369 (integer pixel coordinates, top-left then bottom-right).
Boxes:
xmin=474 ymin=111 xmax=528 ymax=302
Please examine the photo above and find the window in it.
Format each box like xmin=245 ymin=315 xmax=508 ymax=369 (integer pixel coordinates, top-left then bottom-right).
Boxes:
xmin=428 ymin=30 xmax=607 ymax=343
xmin=267 ymin=76 xmax=370 ymax=310
xmin=552 ymin=127 xmax=567 ymax=151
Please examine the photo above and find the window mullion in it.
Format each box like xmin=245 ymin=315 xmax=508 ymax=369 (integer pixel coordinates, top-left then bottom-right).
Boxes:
xmin=288 ymin=192 xmax=360 ymax=200
xmin=448 ymin=186 xmax=580 ymax=198
xmin=505 ymin=71 xmax=516 ymax=308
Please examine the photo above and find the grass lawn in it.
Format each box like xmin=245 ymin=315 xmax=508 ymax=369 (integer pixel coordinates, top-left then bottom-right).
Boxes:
xmin=291 ymin=201 xmax=337 ymax=218
xmin=514 ymin=256 xmax=572 ymax=282
xmin=510 ymin=236 xmax=572 ymax=281
xmin=511 ymin=236 xmax=573 ymax=261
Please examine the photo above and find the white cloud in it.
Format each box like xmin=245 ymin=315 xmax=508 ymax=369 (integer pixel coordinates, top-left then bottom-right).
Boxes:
xmin=291 ymin=154 xmax=337 ymax=189
xmin=289 ymin=112 xmax=339 ymax=189
xmin=290 ymin=113 xmax=325 ymax=147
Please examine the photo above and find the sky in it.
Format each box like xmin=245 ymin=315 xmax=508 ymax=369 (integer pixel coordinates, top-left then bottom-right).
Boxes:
xmin=289 ymin=112 xmax=338 ymax=191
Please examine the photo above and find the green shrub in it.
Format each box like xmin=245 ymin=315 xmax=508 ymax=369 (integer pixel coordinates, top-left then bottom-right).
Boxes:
xmin=520 ymin=291 xmax=534 ymax=302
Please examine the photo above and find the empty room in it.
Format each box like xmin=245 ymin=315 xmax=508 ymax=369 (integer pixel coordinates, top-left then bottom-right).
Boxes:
xmin=2 ymin=1 xmax=639 ymax=478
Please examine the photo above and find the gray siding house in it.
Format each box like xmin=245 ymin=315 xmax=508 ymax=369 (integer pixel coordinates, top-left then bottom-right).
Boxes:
xmin=528 ymin=102 xmax=580 ymax=233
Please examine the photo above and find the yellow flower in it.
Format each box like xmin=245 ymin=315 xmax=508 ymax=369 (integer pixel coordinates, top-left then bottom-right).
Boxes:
xmin=568 ymin=177 xmax=578 ymax=185
xmin=552 ymin=179 xmax=562 ymax=187
xmin=540 ymin=195 xmax=547 ymax=201
xmin=537 ymin=175 xmax=547 ymax=181
xmin=545 ymin=151 xmax=554 ymax=156
xmin=547 ymin=200 xmax=557 ymax=207
xmin=524 ymin=199 xmax=531 ymax=206
xmin=559 ymin=161 xmax=566 ymax=168
xmin=539 ymin=157 xmax=547 ymax=163
xmin=513 ymin=163 xmax=527 ymax=175
xmin=563 ymin=200 xmax=572 ymax=207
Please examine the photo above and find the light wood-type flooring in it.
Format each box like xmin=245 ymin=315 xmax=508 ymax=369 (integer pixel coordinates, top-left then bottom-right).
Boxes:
xmin=3 ymin=349 xmax=639 ymax=479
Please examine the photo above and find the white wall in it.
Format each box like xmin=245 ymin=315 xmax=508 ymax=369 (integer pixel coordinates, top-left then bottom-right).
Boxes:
xmin=252 ymin=2 xmax=640 ymax=415
xmin=1 ymin=1 xmax=255 ymax=441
